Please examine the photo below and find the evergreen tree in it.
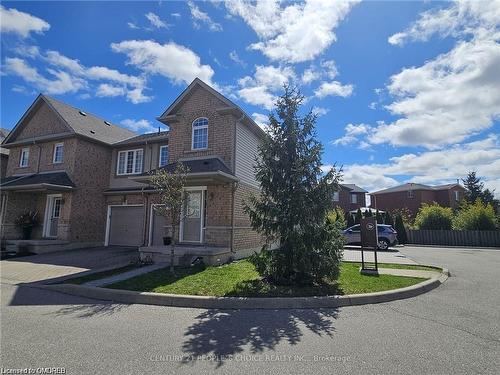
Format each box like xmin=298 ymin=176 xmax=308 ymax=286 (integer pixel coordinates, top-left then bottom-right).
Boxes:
xmin=355 ymin=208 xmax=363 ymax=224
xmin=394 ymin=214 xmax=408 ymax=244
xmin=462 ymin=171 xmax=484 ymax=203
xmin=245 ymin=86 xmax=344 ymax=286
xmin=364 ymin=209 xmax=373 ymax=218
xmin=384 ymin=212 xmax=393 ymax=226
xmin=376 ymin=210 xmax=383 ymax=224
xmin=346 ymin=211 xmax=355 ymax=228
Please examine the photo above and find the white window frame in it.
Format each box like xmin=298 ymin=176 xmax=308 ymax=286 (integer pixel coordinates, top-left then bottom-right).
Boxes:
xmin=191 ymin=117 xmax=208 ymax=150
xmin=408 ymin=190 xmax=414 ymax=199
xmin=158 ymin=145 xmax=169 ymax=167
xmin=116 ymin=149 xmax=143 ymax=175
xmin=454 ymin=190 xmax=460 ymax=201
xmin=333 ymin=191 xmax=340 ymax=202
xmin=350 ymin=193 xmax=358 ymax=204
xmin=19 ymin=147 xmax=29 ymax=167
xmin=52 ymin=142 xmax=64 ymax=164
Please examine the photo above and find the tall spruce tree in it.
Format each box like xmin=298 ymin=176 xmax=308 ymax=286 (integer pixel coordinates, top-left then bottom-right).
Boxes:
xmin=395 ymin=214 xmax=408 ymax=244
xmin=355 ymin=208 xmax=363 ymax=224
xmin=245 ymin=86 xmax=344 ymax=285
xmin=462 ymin=171 xmax=484 ymax=203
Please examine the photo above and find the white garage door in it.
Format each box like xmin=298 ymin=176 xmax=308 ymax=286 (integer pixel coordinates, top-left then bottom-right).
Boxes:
xmin=108 ymin=206 xmax=144 ymax=246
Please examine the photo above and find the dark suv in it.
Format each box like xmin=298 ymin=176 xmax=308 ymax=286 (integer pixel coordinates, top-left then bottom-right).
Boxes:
xmin=343 ymin=224 xmax=398 ymax=250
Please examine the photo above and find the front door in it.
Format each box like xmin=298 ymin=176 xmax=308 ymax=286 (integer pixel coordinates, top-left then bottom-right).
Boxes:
xmin=44 ymin=195 xmax=62 ymax=238
xmin=180 ymin=190 xmax=203 ymax=243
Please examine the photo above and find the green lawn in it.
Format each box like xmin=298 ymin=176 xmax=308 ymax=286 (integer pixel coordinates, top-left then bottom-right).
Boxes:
xmin=64 ymin=265 xmax=138 ymax=285
xmin=107 ymin=261 xmax=428 ymax=297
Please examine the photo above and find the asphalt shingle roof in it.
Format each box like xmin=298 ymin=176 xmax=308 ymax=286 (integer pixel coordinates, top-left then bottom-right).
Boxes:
xmin=371 ymin=182 xmax=462 ymax=195
xmin=0 ymin=172 xmax=75 ymax=188
xmin=43 ymin=95 xmax=137 ymax=144
xmin=113 ymin=131 xmax=169 ymax=146
xmin=341 ymin=183 xmax=368 ymax=193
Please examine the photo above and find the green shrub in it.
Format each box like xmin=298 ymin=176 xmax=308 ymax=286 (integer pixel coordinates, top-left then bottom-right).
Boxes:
xmin=328 ymin=206 xmax=347 ymax=229
xmin=414 ymin=203 xmax=453 ymax=230
xmin=394 ymin=214 xmax=408 ymax=244
xmin=453 ymin=200 xmax=497 ymax=231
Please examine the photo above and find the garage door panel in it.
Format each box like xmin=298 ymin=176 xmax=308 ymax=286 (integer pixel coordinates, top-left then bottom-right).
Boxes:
xmin=108 ymin=206 xmax=144 ymax=246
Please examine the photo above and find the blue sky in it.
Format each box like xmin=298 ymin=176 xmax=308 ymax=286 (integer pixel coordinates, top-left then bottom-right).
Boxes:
xmin=1 ymin=1 xmax=499 ymax=196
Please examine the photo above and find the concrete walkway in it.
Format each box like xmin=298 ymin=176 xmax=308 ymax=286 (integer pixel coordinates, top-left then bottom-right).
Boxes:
xmin=0 ymin=246 xmax=137 ymax=284
xmin=84 ymin=263 xmax=167 ymax=287
xmin=377 ymin=268 xmax=440 ymax=278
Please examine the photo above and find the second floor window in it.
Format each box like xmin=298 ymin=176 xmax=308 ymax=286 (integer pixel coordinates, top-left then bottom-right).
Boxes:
xmin=117 ymin=149 xmax=143 ymax=175
xmin=159 ymin=145 xmax=169 ymax=167
xmin=454 ymin=190 xmax=460 ymax=201
xmin=350 ymin=194 xmax=357 ymax=204
xmin=333 ymin=191 xmax=340 ymax=202
xmin=53 ymin=143 xmax=64 ymax=163
xmin=408 ymin=190 xmax=414 ymax=199
xmin=192 ymin=117 xmax=208 ymax=150
xmin=19 ymin=147 xmax=29 ymax=167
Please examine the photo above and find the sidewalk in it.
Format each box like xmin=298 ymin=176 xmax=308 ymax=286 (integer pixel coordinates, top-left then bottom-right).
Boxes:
xmin=343 ymin=248 xmax=418 ymax=265
xmin=83 ymin=263 xmax=167 ymax=287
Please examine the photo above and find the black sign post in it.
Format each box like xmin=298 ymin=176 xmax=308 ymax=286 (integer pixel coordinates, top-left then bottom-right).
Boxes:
xmin=360 ymin=217 xmax=378 ymax=274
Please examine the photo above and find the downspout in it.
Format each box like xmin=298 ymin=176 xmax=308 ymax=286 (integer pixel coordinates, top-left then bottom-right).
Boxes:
xmin=230 ymin=113 xmax=245 ymax=254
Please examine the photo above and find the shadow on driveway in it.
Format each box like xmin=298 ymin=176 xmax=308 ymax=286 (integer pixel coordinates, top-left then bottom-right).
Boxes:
xmin=181 ymin=308 xmax=339 ymax=367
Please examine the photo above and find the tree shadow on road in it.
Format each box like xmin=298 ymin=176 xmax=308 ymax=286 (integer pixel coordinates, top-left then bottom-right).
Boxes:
xmin=181 ymin=308 xmax=339 ymax=367
xmin=46 ymin=302 xmax=129 ymax=318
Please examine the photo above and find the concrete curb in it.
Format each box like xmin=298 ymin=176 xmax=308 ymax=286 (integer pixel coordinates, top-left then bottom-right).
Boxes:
xmin=37 ymin=268 xmax=449 ymax=310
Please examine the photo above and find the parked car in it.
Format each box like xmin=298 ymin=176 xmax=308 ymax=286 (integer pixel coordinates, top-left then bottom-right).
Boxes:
xmin=343 ymin=224 xmax=398 ymax=250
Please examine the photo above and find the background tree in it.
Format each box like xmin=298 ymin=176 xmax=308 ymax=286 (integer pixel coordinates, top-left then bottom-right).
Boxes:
xmin=453 ymin=200 xmax=497 ymax=231
xmin=376 ymin=209 xmax=383 ymax=224
xmin=364 ymin=209 xmax=373 ymax=218
xmin=414 ymin=203 xmax=453 ymax=230
xmin=345 ymin=211 xmax=355 ymax=228
xmin=355 ymin=208 xmax=363 ymax=225
xmin=384 ymin=211 xmax=394 ymax=227
xmin=327 ymin=206 xmax=347 ymax=229
xmin=462 ymin=171 xmax=484 ymax=204
xmin=149 ymin=163 xmax=189 ymax=273
xmin=245 ymin=86 xmax=344 ymax=286
xmin=394 ymin=214 xmax=408 ymax=244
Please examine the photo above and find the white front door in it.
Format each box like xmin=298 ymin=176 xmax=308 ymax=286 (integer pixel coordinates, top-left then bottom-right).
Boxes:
xmin=44 ymin=195 xmax=62 ymax=238
xmin=180 ymin=190 xmax=204 ymax=243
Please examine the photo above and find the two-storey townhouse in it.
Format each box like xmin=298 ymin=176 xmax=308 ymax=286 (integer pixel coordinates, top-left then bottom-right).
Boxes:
xmin=370 ymin=182 xmax=466 ymax=217
xmin=102 ymin=78 xmax=266 ymax=262
xmin=0 ymin=95 xmax=135 ymax=252
xmin=333 ymin=184 xmax=368 ymax=213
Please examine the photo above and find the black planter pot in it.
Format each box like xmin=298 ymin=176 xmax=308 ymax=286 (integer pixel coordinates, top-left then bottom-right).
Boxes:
xmin=163 ymin=236 xmax=172 ymax=245
xmin=22 ymin=226 xmax=33 ymax=240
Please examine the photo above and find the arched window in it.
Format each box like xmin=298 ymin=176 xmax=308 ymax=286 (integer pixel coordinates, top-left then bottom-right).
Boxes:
xmin=192 ymin=117 xmax=208 ymax=150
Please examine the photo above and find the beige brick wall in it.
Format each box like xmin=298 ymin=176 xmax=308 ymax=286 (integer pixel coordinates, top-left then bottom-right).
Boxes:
xmin=168 ymin=85 xmax=236 ymax=169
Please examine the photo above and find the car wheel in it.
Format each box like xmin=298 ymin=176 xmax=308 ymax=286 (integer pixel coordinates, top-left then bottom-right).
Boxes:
xmin=377 ymin=239 xmax=389 ymax=250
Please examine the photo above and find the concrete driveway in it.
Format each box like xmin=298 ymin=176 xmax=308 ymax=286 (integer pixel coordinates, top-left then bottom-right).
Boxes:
xmin=0 ymin=246 xmax=138 ymax=284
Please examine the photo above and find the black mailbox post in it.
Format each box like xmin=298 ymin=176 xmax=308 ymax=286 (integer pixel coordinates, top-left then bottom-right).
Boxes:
xmin=360 ymin=217 xmax=378 ymax=272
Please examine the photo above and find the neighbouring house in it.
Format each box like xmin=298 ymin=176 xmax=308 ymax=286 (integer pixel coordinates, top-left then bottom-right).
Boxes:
xmin=1 ymin=78 xmax=266 ymax=262
xmin=370 ymin=182 xmax=466 ymax=217
xmin=333 ymin=183 xmax=368 ymax=213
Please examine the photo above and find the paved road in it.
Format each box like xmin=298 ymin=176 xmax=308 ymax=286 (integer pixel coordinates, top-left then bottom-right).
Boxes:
xmin=1 ymin=246 xmax=499 ymax=374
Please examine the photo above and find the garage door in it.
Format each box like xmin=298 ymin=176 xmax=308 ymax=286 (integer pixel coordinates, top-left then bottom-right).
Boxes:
xmin=108 ymin=206 xmax=144 ymax=246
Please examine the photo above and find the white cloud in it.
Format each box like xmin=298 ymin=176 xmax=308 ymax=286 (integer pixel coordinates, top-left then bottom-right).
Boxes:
xmin=225 ymin=0 xmax=359 ymax=63
xmin=188 ymin=1 xmax=222 ymax=32
xmin=96 ymin=84 xmax=125 ymax=98
xmin=237 ymin=65 xmax=295 ymax=109
xmin=373 ymin=1 xmax=500 ymax=149
xmin=315 ymin=81 xmax=353 ymax=98
xmin=5 ymin=57 xmax=86 ymax=95
xmin=388 ymin=0 xmax=500 ymax=46
xmin=229 ymin=50 xmax=247 ymax=67
xmin=171 ymin=13 xmax=181 ymax=18
xmin=252 ymin=112 xmax=269 ymax=131
xmin=111 ymin=39 xmax=215 ymax=85
xmin=120 ymin=119 xmax=159 ymax=133
xmin=340 ymin=134 xmax=500 ymax=195
xmin=145 ymin=12 xmax=169 ymax=29
xmin=302 ymin=60 xmax=339 ymax=85
xmin=312 ymin=106 xmax=329 ymax=117
xmin=5 ymin=48 xmax=150 ymax=103
xmin=332 ymin=123 xmax=371 ymax=146
xmin=0 ymin=5 xmax=50 ymax=38
xmin=127 ymin=22 xmax=140 ymax=30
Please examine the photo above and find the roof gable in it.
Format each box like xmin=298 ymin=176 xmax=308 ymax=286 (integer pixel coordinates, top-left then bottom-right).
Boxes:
xmin=3 ymin=95 xmax=136 ymax=146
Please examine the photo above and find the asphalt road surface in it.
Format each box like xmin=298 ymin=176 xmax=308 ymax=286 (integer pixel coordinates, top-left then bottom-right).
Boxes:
xmin=1 ymin=246 xmax=499 ymax=374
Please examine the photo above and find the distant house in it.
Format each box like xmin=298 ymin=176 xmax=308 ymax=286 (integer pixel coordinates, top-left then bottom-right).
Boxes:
xmin=370 ymin=182 xmax=465 ymax=217
xmin=333 ymin=184 xmax=368 ymax=213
